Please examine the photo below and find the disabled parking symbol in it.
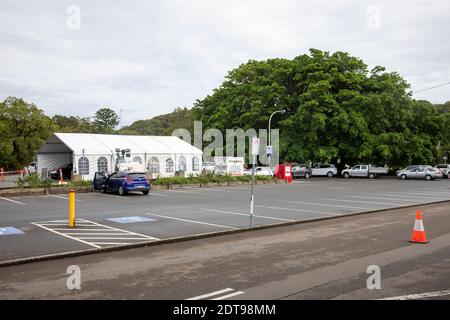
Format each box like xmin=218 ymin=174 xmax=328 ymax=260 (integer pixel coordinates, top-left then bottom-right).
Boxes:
xmin=107 ymin=216 xmax=156 ymax=224
xmin=0 ymin=227 xmax=25 ymax=235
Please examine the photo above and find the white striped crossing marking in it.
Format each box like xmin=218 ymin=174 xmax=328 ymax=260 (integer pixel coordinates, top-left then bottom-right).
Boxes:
xmin=187 ymin=288 xmax=244 ymax=300
xmin=32 ymin=218 xmax=158 ymax=248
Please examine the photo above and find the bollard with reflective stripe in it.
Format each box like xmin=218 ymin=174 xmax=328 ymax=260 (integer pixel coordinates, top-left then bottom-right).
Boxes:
xmin=69 ymin=190 xmax=76 ymax=227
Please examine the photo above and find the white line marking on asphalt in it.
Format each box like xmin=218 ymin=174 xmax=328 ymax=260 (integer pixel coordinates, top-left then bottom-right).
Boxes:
xmin=189 ymin=188 xmax=237 ymax=193
xmin=146 ymin=213 xmax=238 ymax=229
xmin=255 ymin=204 xmax=340 ymax=216
xmin=377 ymin=191 xmax=447 ymax=198
xmin=317 ymin=198 xmax=397 ymax=206
xmin=371 ymin=193 xmax=446 ymax=200
xmin=283 ymin=200 xmax=372 ymax=210
xmin=62 ymin=233 xmax=139 ymax=235
xmin=31 ymin=222 xmax=101 ymax=249
xmin=33 ymin=218 xmax=159 ymax=248
xmin=348 ymin=195 xmax=416 ymax=202
xmin=201 ymin=208 xmax=295 ymax=222
xmin=0 ymin=197 xmax=26 ymax=205
xmin=306 ymin=198 xmax=380 ymax=210
xmin=163 ymin=189 xmax=199 ymax=194
xmin=187 ymin=288 xmax=234 ymax=300
xmin=76 ymin=237 xmax=150 ymax=240
xmin=79 ymin=219 xmax=159 ymax=239
xmin=47 ymin=194 xmax=82 ymax=202
xmin=378 ymin=289 xmax=450 ymax=300
xmin=410 ymin=190 xmax=450 ymax=196
xmin=91 ymin=193 xmax=131 ymax=199
xmin=51 ymin=228 xmax=119 ymax=231
xmin=149 ymin=193 xmax=169 ymax=197
xmin=89 ymin=242 xmax=131 ymax=245
xmin=36 ymin=223 xmax=95 ymax=227
xmin=211 ymin=291 xmax=245 ymax=300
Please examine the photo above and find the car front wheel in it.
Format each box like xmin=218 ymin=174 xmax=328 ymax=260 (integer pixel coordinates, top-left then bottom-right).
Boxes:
xmin=425 ymin=175 xmax=432 ymax=181
xmin=343 ymin=172 xmax=350 ymax=179
xmin=143 ymin=190 xmax=149 ymax=195
xmin=327 ymin=171 xmax=334 ymax=178
xmin=401 ymin=174 xmax=407 ymax=180
xmin=304 ymin=172 xmax=310 ymax=179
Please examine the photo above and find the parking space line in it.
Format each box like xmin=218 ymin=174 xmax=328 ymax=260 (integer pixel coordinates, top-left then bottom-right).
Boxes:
xmin=211 ymin=291 xmax=245 ymax=300
xmin=255 ymin=204 xmax=340 ymax=216
xmin=163 ymin=189 xmax=200 ymax=194
xmin=76 ymin=237 xmax=150 ymax=240
xmin=284 ymin=200 xmax=373 ymax=210
xmin=378 ymin=289 xmax=450 ymax=300
xmin=90 ymin=193 xmax=131 ymax=200
xmin=378 ymin=191 xmax=448 ymax=198
xmin=47 ymin=194 xmax=82 ymax=202
xmin=149 ymin=192 xmax=169 ymax=197
xmin=187 ymin=288 xmax=235 ymax=300
xmin=145 ymin=213 xmax=238 ymax=229
xmin=371 ymin=193 xmax=446 ymax=200
xmin=89 ymin=242 xmax=131 ymax=245
xmin=201 ymin=208 xmax=295 ymax=222
xmin=185 ymin=188 xmax=237 ymax=193
xmin=0 ymin=197 xmax=26 ymax=205
xmin=317 ymin=198 xmax=396 ymax=206
xmin=410 ymin=190 xmax=450 ymax=196
xmin=348 ymin=195 xmax=411 ymax=202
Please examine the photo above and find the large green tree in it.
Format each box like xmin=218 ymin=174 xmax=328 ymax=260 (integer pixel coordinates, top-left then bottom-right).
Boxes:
xmin=92 ymin=108 xmax=119 ymax=134
xmin=193 ymin=49 xmax=449 ymax=169
xmin=0 ymin=97 xmax=56 ymax=170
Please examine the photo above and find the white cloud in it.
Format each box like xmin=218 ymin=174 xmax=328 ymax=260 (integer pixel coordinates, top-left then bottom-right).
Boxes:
xmin=0 ymin=0 xmax=449 ymax=124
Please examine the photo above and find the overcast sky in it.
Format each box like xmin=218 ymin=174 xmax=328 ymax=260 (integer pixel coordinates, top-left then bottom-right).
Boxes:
xmin=1 ymin=0 xmax=449 ymax=125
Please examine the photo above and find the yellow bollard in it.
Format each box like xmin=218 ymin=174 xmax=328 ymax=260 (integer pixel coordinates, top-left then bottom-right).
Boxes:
xmin=69 ymin=189 xmax=75 ymax=227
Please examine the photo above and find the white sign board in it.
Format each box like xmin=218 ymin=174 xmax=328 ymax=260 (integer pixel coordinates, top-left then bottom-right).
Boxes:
xmin=252 ymin=137 xmax=260 ymax=156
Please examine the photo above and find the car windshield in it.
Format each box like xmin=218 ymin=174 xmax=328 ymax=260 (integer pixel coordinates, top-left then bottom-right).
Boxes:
xmin=126 ymin=173 xmax=147 ymax=179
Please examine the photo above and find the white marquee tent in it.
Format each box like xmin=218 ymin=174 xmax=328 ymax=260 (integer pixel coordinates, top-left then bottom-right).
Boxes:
xmin=37 ymin=133 xmax=203 ymax=180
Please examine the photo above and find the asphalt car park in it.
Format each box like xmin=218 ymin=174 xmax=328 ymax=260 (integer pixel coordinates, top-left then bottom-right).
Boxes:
xmin=1 ymin=178 xmax=449 ymax=262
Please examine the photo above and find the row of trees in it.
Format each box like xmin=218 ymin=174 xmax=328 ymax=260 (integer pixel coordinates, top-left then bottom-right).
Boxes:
xmin=1 ymin=49 xmax=450 ymax=170
xmin=193 ymin=49 xmax=450 ymax=169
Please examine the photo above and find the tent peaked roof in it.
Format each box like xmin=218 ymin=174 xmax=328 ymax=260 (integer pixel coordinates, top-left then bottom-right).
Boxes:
xmin=40 ymin=133 xmax=202 ymax=155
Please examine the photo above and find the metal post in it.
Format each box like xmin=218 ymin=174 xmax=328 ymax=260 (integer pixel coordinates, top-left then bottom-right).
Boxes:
xmin=268 ymin=109 xmax=286 ymax=170
xmin=250 ymin=153 xmax=256 ymax=227
xmin=69 ymin=190 xmax=76 ymax=228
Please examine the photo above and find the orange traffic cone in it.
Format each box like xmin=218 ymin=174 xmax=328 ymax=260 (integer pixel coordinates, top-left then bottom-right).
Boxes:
xmin=410 ymin=210 xmax=429 ymax=244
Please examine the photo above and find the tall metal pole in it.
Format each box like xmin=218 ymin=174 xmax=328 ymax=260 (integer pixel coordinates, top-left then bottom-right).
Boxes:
xmin=268 ymin=110 xmax=286 ymax=170
xmin=250 ymin=152 xmax=256 ymax=227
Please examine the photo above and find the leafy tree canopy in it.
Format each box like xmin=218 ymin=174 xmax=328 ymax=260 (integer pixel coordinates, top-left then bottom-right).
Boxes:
xmin=193 ymin=49 xmax=450 ymax=168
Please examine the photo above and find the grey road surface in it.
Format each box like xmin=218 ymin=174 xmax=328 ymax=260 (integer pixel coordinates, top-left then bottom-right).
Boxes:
xmin=0 ymin=178 xmax=449 ymax=262
xmin=1 ymin=201 xmax=450 ymax=300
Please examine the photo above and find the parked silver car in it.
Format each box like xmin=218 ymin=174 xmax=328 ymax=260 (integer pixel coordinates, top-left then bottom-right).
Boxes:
xmin=396 ymin=165 xmax=443 ymax=180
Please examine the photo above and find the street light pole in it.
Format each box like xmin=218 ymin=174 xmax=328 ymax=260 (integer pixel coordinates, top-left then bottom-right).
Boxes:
xmin=268 ymin=109 xmax=286 ymax=170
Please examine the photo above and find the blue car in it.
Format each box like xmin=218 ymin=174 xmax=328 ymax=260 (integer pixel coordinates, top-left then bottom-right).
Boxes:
xmin=93 ymin=171 xmax=151 ymax=195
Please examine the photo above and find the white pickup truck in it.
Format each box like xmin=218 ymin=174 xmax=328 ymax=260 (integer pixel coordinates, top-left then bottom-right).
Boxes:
xmin=341 ymin=164 xmax=388 ymax=179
